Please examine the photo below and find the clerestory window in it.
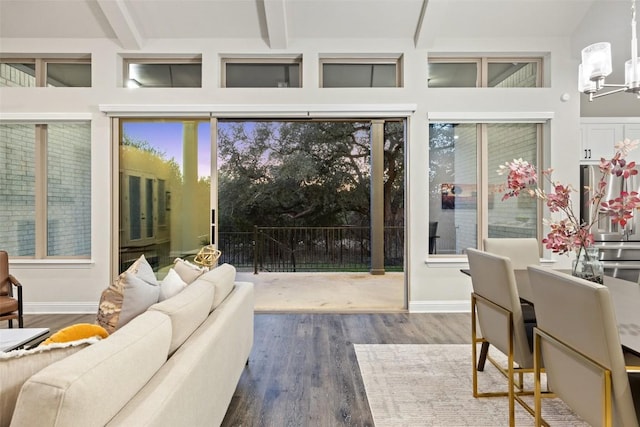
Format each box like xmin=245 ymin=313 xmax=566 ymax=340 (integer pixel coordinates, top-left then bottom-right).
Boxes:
xmin=222 ymin=56 xmax=302 ymax=88
xmin=0 ymin=56 xmax=91 ymax=87
xmin=123 ymin=57 xmax=202 ymax=88
xmin=320 ymin=57 xmax=402 ymax=88
xmin=428 ymin=57 xmax=542 ymax=88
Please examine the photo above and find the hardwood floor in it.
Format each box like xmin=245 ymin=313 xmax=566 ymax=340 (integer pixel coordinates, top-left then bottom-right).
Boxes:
xmin=4 ymin=312 xmax=471 ymax=426
xmin=222 ymin=313 xmax=471 ymax=426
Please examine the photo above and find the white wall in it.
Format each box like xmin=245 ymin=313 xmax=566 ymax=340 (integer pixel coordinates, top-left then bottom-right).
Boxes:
xmin=0 ymin=35 xmax=585 ymax=313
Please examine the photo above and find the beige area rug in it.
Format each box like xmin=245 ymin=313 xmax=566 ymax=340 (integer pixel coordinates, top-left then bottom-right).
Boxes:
xmin=237 ymin=271 xmax=405 ymax=312
xmin=354 ymin=344 xmax=589 ymax=427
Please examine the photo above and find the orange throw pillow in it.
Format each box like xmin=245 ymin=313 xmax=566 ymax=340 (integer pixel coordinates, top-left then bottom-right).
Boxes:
xmin=40 ymin=323 xmax=109 ymax=346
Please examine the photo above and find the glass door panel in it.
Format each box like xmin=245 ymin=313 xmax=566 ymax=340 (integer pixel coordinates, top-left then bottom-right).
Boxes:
xmin=119 ymin=120 xmax=210 ymax=275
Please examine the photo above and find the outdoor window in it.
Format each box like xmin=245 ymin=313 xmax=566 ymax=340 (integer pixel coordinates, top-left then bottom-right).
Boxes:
xmin=321 ymin=58 xmax=401 ymax=88
xmin=124 ymin=57 xmax=202 ymax=88
xmin=0 ymin=121 xmax=91 ymax=257
xmin=0 ymin=57 xmax=91 ymax=87
xmin=428 ymin=57 xmax=542 ymax=88
xmin=428 ymin=122 xmax=540 ymax=255
xmin=222 ymin=57 xmax=301 ymax=88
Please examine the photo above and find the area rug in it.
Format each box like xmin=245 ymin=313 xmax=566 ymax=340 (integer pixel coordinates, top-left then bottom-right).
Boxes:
xmin=354 ymin=344 xmax=589 ymax=427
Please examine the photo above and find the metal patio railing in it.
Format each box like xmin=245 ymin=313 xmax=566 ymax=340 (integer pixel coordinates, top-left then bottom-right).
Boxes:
xmin=217 ymin=226 xmax=404 ymax=273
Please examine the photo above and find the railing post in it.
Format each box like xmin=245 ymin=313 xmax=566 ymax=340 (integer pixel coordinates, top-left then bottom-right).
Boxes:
xmin=253 ymin=225 xmax=258 ymax=275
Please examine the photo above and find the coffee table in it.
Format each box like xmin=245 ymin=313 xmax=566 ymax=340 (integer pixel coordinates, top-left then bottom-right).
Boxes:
xmin=0 ymin=328 xmax=50 ymax=352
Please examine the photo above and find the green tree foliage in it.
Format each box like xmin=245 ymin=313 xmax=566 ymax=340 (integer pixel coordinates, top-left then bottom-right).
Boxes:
xmin=217 ymin=121 xmax=404 ymax=232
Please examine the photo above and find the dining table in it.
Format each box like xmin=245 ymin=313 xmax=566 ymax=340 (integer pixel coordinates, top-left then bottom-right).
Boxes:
xmin=461 ymin=268 xmax=640 ymax=356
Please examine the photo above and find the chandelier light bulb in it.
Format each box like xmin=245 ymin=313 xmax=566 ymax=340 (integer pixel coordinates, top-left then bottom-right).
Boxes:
xmin=581 ymin=42 xmax=613 ymax=81
xmin=578 ymin=64 xmax=597 ymax=93
xmin=625 ymin=58 xmax=640 ymax=90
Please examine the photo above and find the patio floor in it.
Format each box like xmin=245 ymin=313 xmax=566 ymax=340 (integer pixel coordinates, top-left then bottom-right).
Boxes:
xmin=236 ymin=271 xmax=406 ymax=313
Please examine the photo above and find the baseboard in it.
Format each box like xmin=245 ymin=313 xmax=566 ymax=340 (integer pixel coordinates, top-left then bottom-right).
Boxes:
xmin=24 ymin=302 xmax=98 ymax=314
xmin=409 ymin=300 xmax=470 ymax=313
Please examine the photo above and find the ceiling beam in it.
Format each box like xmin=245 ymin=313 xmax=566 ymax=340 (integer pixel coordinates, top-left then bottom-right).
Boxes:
xmin=414 ymin=0 xmax=447 ymax=49
xmin=96 ymin=0 xmax=144 ymax=50
xmin=263 ymin=0 xmax=288 ymax=49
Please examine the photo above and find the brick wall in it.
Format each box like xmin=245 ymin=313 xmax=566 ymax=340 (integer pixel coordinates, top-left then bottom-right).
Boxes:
xmin=0 ymin=63 xmax=36 ymax=87
xmin=47 ymin=123 xmax=91 ymax=256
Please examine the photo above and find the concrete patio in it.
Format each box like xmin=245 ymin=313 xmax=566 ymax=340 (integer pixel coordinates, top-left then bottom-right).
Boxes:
xmin=236 ymin=271 xmax=405 ymax=313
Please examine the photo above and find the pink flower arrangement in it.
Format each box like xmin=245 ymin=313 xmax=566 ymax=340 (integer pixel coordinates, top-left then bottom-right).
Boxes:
xmin=497 ymin=138 xmax=640 ymax=255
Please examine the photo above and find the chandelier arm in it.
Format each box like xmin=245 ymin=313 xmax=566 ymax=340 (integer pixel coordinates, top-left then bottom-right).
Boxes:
xmin=591 ymin=87 xmax=630 ymax=99
xmin=601 ymin=83 xmax=629 ymax=88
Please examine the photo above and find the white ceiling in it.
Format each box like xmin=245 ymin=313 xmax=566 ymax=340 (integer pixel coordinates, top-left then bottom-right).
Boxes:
xmin=0 ymin=0 xmax=631 ymax=49
xmin=0 ymin=0 xmax=637 ymax=88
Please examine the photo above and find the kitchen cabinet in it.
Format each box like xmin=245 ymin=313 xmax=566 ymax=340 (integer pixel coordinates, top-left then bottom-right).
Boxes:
xmin=580 ymin=121 xmax=640 ymax=164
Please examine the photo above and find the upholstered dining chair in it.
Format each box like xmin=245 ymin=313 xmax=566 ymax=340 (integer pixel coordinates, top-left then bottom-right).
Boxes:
xmin=0 ymin=250 xmax=24 ymax=328
xmin=483 ymin=238 xmax=540 ymax=270
xmin=528 ymin=266 xmax=640 ymax=427
xmin=467 ymin=248 xmax=537 ymax=426
xmin=480 ymin=238 xmax=540 ymax=371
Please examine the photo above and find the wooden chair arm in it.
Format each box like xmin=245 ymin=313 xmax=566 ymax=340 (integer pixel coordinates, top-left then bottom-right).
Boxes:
xmin=8 ymin=274 xmax=22 ymax=287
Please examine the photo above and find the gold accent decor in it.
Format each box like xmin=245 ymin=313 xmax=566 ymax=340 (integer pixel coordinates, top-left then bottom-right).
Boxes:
xmin=193 ymin=245 xmax=221 ymax=268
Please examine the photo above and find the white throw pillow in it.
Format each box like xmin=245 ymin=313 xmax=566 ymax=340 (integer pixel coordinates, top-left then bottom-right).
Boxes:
xmin=159 ymin=268 xmax=187 ymax=301
xmin=173 ymin=258 xmax=208 ymax=284
xmin=118 ymin=272 xmax=161 ymax=326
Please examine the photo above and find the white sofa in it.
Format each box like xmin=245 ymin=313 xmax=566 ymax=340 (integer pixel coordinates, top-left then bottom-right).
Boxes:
xmin=9 ymin=265 xmax=254 ymax=427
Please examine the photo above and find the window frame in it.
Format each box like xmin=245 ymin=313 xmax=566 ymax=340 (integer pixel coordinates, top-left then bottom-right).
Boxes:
xmin=427 ymin=121 xmax=544 ymax=257
xmin=122 ymin=56 xmax=202 ymax=88
xmin=221 ymin=56 xmax=303 ymax=88
xmin=319 ymin=56 xmax=403 ymax=88
xmin=0 ymin=119 xmax=92 ymax=259
xmin=0 ymin=56 xmax=92 ymax=87
xmin=427 ymin=56 xmax=543 ymax=88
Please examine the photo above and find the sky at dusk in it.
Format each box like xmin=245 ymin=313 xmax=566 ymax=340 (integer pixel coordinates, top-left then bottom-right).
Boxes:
xmin=122 ymin=121 xmax=213 ymax=178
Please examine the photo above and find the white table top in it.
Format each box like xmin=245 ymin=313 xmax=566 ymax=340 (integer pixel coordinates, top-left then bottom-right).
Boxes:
xmin=0 ymin=328 xmax=50 ymax=352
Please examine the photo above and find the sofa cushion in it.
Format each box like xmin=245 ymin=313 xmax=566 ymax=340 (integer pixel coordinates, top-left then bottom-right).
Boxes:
xmin=10 ymin=311 xmax=172 ymax=427
xmin=0 ymin=338 xmax=99 ymax=427
xmin=190 ymin=263 xmax=236 ymax=311
xmin=173 ymin=258 xmax=208 ymax=284
xmin=148 ymin=279 xmax=214 ymax=355
xmin=96 ymin=255 xmax=160 ymax=334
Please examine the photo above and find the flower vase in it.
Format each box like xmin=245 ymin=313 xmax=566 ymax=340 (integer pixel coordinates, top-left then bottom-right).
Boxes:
xmin=572 ymin=247 xmax=604 ymax=284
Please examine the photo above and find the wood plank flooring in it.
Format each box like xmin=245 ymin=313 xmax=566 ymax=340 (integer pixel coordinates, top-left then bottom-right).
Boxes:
xmin=3 ymin=312 xmax=472 ymax=426
xmin=222 ymin=313 xmax=471 ymax=426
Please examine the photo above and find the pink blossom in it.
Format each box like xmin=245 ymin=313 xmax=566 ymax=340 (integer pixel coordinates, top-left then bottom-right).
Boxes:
xmin=600 ymin=191 xmax=640 ymax=227
xmin=497 ymin=159 xmax=537 ymax=200
xmin=499 ymin=140 xmax=639 ymax=256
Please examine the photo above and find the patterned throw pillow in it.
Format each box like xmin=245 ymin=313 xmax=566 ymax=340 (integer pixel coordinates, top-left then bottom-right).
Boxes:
xmin=96 ymin=255 xmax=160 ymax=334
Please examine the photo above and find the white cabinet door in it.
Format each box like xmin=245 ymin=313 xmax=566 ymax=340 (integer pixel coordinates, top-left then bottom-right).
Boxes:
xmin=581 ymin=124 xmax=624 ymax=162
